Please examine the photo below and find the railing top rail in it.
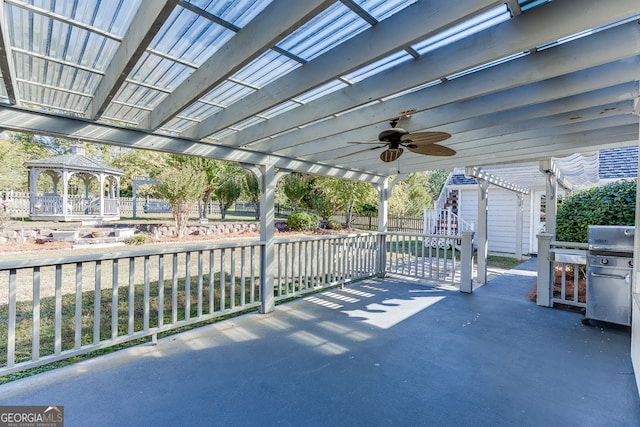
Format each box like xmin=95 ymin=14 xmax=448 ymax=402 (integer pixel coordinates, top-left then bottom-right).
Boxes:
xmin=551 ymin=241 xmax=589 ymax=250
xmin=274 ymin=231 xmax=379 ymax=244
xmin=383 ymin=231 xmax=462 ymax=239
xmin=0 ymin=240 xmax=266 ymax=270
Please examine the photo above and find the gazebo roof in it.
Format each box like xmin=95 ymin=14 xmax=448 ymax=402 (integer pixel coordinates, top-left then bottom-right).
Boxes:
xmin=24 ymin=147 xmax=124 ymax=176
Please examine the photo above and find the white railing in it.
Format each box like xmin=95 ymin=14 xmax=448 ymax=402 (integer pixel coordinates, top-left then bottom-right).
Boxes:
xmin=0 ymin=231 xmax=475 ymax=375
xmin=423 ymin=208 xmax=475 ymax=236
xmin=536 ymin=234 xmax=588 ymax=309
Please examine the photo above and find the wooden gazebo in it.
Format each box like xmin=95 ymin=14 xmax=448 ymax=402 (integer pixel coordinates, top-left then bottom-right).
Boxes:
xmin=24 ymin=146 xmax=124 ymax=222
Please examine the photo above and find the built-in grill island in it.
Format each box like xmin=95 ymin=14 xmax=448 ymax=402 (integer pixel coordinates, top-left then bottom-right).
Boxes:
xmin=585 ymin=225 xmax=634 ymax=326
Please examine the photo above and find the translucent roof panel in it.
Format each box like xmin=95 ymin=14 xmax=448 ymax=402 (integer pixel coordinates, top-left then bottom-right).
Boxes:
xmin=6 ymin=4 xmax=120 ymax=72
xmin=129 ymin=52 xmax=194 ymax=93
xmin=412 ymin=5 xmax=510 ymax=55
xmin=150 ymin=7 xmax=235 ymax=67
xmin=112 ymin=81 xmax=167 ymax=112
xmin=276 ymin=2 xmax=370 ymax=61
xmin=294 ymin=80 xmax=348 ymax=104
xmin=341 ymin=51 xmax=413 ymax=84
xmin=102 ymin=103 xmax=148 ymax=127
xmin=162 ymin=117 xmax=199 ymax=134
xmin=180 ymin=101 xmax=224 ymax=122
xmin=352 ymin=0 xmax=418 ymax=22
xmin=20 ymin=0 xmax=141 ymax=37
xmin=185 ymin=0 xmax=273 ymax=29
xmin=200 ymin=80 xmax=256 ymax=107
xmin=231 ymin=50 xmax=302 ymax=88
xmin=260 ymin=100 xmax=302 ymax=119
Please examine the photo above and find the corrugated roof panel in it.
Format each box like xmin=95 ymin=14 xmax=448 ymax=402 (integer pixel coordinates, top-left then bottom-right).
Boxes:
xmin=261 ymin=100 xmax=301 ymax=119
xmin=352 ymin=0 xmax=418 ymax=21
xmin=186 ymin=0 xmax=273 ymax=28
xmin=232 ymin=50 xmax=301 ymax=88
xmin=295 ymin=80 xmax=348 ymax=104
xmin=201 ymin=80 xmax=255 ymax=107
xmin=102 ymin=103 xmax=148 ymax=126
xmin=130 ymin=52 xmax=193 ymax=93
xmin=412 ymin=5 xmax=510 ymax=55
xmin=112 ymin=81 xmax=167 ymax=110
xmin=232 ymin=116 xmax=265 ymax=131
xmin=151 ymin=7 xmax=234 ymax=66
xmin=276 ymin=2 xmax=369 ymax=61
xmin=207 ymin=128 xmax=238 ymax=141
xmin=342 ymin=50 xmax=413 ymax=83
xmin=162 ymin=117 xmax=198 ymax=134
xmin=180 ymin=101 xmax=224 ymax=121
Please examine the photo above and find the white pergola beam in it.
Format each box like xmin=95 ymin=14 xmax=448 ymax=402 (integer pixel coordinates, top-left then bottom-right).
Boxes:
xmin=148 ymin=0 xmax=334 ymax=130
xmin=87 ymin=0 xmax=179 ymax=119
xmin=256 ymin=22 xmax=640 ymax=155
xmin=0 ymin=105 xmax=385 ymax=183
xmin=465 ymin=167 xmax=529 ymax=193
xmin=191 ymin=0 xmax=504 ymax=139
xmin=215 ymin=0 xmax=640 ymax=147
xmin=0 ymin=0 xmax=19 ymax=104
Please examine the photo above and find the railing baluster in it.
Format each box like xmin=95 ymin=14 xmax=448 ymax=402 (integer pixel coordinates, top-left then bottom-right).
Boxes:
xmin=94 ymin=261 xmax=101 ymax=344
xmin=32 ymin=267 xmax=40 ymax=361
xmin=240 ymin=248 xmax=246 ymax=306
xmin=54 ymin=265 xmax=62 ymax=355
xmin=158 ymin=254 xmax=165 ymax=327
xmin=185 ymin=252 xmax=191 ymax=321
xmin=75 ymin=262 xmax=83 ymax=349
xmin=172 ymin=254 xmax=178 ymax=323
xmin=230 ymin=249 xmax=236 ymax=310
xmin=112 ymin=259 xmax=119 ymax=339
xmin=128 ymin=257 xmax=135 ymax=335
xmin=220 ymin=249 xmax=226 ymax=311
xmin=250 ymin=246 xmax=256 ymax=303
xmin=197 ymin=250 xmax=203 ymax=317
xmin=208 ymin=250 xmax=214 ymax=313
xmin=7 ymin=269 xmax=17 ymax=368
xmin=143 ymin=255 xmax=150 ymax=331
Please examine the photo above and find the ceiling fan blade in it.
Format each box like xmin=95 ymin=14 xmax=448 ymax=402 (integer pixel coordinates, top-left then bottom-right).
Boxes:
xmin=406 ymin=143 xmax=456 ymax=157
xmin=347 ymin=140 xmax=385 ymax=145
xmin=380 ymin=148 xmax=403 ymax=162
xmin=401 ymin=131 xmax=451 ymax=145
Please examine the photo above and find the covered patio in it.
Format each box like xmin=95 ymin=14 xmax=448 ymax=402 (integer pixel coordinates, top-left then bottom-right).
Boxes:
xmin=2 ymin=259 xmax=638 ymax=426
xmin=0 ymin=0 xmax=640 ymax=417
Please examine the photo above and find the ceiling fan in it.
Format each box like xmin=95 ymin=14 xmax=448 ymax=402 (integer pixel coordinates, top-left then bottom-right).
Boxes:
xmin=348 ymin=118 xmax=455 ymax=163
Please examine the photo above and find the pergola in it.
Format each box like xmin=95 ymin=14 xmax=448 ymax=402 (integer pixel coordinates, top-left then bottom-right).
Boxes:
xmin=0 ymin=0 xmax=639 ymax=390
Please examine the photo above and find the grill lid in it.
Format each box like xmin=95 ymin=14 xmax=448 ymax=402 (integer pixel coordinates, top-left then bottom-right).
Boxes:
xmin=587 ymin=225 xmax=635 ymax=253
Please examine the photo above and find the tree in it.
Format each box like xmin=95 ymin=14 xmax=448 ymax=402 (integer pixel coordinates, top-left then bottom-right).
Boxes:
xmin=215 ymin=176 xmax=243 ymax=220
xmin=155 ymin=161 xmax=207 ymax=237
xmin=243 ymin=170 xmax=260 ymax=219
xmin=112 ymin=149 xmax=168 ymax=197
xmin=282 ymin=173 xmax=309 ymax=210
xmin=316 ymin=177 xmax=376 ymax=228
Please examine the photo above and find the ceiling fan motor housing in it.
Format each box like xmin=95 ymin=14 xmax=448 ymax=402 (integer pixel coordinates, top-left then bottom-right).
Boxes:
xmin=378 ymin=127 xmax=409 ymax=142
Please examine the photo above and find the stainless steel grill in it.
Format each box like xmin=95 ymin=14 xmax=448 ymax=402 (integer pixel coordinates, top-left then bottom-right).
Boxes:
xmin=585 ymin=225 xmax=634 ymax=326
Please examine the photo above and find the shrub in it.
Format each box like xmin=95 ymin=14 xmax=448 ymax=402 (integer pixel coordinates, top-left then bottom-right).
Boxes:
xmin=556 ymin=180 xmax=636 ymax=243
xmin=326 ymin=220 xmax=342 ymax=230
xmin=124 ymin=233 xmax=149 ymax=245
xmin=288 ymin=211 xmax=319 ymax=231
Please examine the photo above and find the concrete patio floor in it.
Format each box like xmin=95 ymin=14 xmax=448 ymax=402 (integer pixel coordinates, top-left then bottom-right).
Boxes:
xmin=1 ymin=258 xmax=639 ymax=426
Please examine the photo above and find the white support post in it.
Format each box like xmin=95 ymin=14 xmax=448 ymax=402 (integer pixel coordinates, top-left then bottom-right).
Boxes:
xmin=459 ymin=230 xmax=475 ymax=293
xmin=515 ymin=193 xmax=524 ymax=261
xmin=536 ymin=233 xmax=554 ymax=307
xmin=375 ymin=178 xmax=389 ymax=278
xmin=258 ymin=163 xmax=276 ymax=314
xmin=631 ymin=131 xmax=640 ymax=398
xmin=476 ymin=179 xmax=489 ymax=285
xmin=544 ymin=173 xmax=558 ymax=236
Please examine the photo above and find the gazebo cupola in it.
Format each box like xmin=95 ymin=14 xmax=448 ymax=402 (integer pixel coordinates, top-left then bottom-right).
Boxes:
xmin=24 ymin=145 xmax=125 ymax=222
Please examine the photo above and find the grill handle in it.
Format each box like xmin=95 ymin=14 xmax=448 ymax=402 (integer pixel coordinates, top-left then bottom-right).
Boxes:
xmin=590 ymin=272 xmax=630 ymax=280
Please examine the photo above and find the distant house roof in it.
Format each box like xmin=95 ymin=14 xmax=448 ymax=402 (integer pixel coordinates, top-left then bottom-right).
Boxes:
xmin=598 ymin=146 xmax=637 ymax=180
